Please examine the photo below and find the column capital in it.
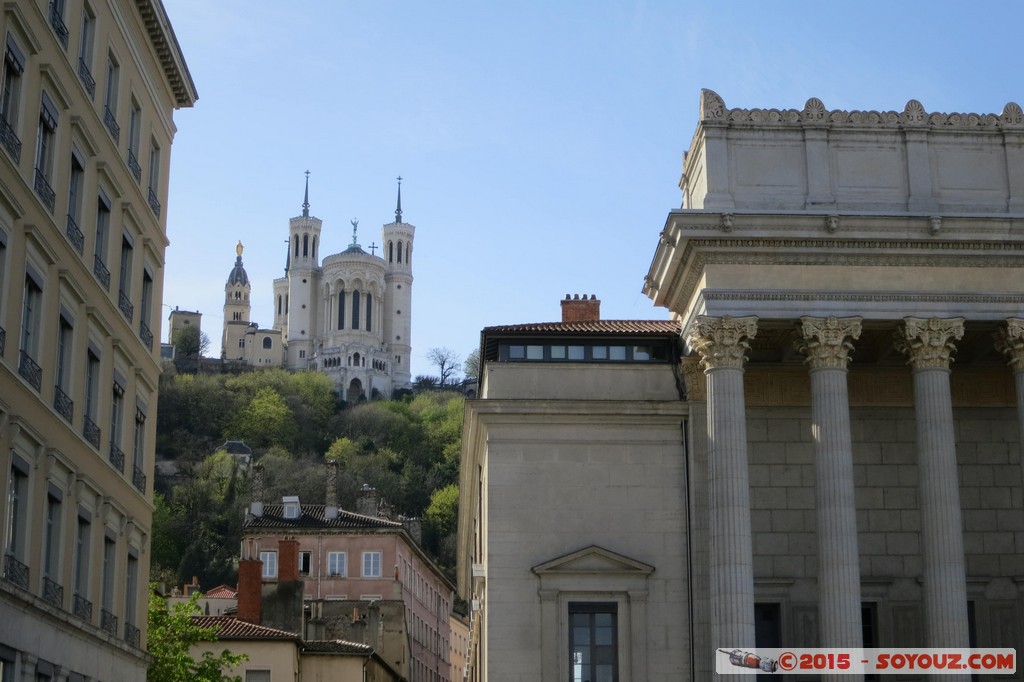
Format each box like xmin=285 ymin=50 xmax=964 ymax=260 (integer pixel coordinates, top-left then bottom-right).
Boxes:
xmin=680 ymin=355 xmax=706 ymax=400
xmin=797 ymin=316 xmax=862 ymax=369
xmin=688 ymin=315 xmax=757 ymax=369
xmin=994 ymin=318 xmax=1024 ymax=371
xmin=896 ymin=317 xmax=964 ymax=370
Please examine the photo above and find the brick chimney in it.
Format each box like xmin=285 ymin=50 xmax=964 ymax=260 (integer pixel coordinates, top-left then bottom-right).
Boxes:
xmin=561 ymin=294 xmax=600 ymax=322
xmin=278 ymin=539 xmax=300 ymax=583
xmin=236 ymin=557 xmax=263 ymax=624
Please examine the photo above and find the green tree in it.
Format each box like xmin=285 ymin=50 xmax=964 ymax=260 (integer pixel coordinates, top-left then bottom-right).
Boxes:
xmin=172 ymin=325 xmax=211 ymax=359
xmin=227 ymin=387 xmax=297 ymax=448
xmin=147 ymin=589 xmax=246 ymax=682
xmin=464 ymin=348 xmax=481 ymax=381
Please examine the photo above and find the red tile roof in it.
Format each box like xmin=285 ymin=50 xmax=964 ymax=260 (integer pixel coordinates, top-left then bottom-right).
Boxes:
xmin=191 ymin=616 xmax=300 ymax=640
xmin=483 ymin=319 xmax=680 ymax=335
xmin=203 ymin=585 xmax=237 ymax=599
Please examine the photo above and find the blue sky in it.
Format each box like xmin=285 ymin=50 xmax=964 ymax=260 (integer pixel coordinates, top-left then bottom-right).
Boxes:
xmin=160 ymin=1 xmax=1023 ymax=379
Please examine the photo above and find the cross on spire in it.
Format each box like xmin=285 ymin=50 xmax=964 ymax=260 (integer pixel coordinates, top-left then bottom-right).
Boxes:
xmin=368 ymin=242 xmax=378 ymax=256
xmin=395 ymin=175 xmax=403 ymax=224
xmin=302 ymin=170 xmax=311 ymax=217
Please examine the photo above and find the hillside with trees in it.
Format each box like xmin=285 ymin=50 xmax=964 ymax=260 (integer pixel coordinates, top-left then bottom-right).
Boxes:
xmin=153 ymin=366 xmax=464 ymax=588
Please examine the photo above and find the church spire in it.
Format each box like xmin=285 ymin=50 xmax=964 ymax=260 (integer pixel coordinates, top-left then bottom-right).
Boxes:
xmin=302 ymin=170 xmax=311 ymax=217
xmin=395 ymin=175 xmax=403 ymax=224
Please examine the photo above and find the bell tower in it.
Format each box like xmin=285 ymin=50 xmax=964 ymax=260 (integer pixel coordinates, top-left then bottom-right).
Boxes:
xmin=382 ymin=176 xmax=414 ymax=389
xmin=286 ymin=171 xmax=323 ymax=368
xmin=222 ymin=240 xmax=252 ymax=359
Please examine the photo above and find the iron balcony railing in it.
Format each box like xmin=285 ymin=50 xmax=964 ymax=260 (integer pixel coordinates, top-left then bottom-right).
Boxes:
xmin=132 ymin=464 xmax=146 ymax=492
xmin=77 ymin=58 xmax=95 ymax=98
xmin=0 ymin=116 xmax=21 ymax=162
xmin=124 ymin=622 xmax=140 ymax=648
xmin=118 ymin=290 xmax=134 ymax=321
xmin=100 ymin=608 xmax=118 ymax=636
xmin=109 ymin=442 xmax=125 ymax=473
xmin=34 ymin=168 xmax=56 ymax=213
xmin=103 ymin=106 xmax=120 ymax=141
xmin=54 ymin=385 xmax=73 ymax=423
xmin=140 ymin=321 xmax=153 ymax=350
xmin=42 ymin=576 xmax=64 ymax=608
xmin=83 ymin=415 xmax=101 ymax=448
xmin=66 ymin=213 xmax=85 ymax=254
xmin=93 ymin=255 xmax=110 ymax=290
xmin=127 ymin=149 xmax=141 ymax=182
xmin=73 ymin=593 xmax=92 ymax=621
xmin=3 ymin=554 xmax=29 ymax=590
xmin=48 ymin=3 xmax=69 ymax=48
xmin=147 ymin=187 xmax=161 ymax=217
xmin=18 ymin=350 xmax=41 ymax=390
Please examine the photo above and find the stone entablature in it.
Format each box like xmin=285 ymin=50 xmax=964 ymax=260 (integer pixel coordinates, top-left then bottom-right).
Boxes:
xmin=683 ymin=90 xmax=1024 ymax=213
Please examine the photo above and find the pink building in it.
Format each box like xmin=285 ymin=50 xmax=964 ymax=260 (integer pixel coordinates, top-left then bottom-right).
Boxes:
xmin=242 ymin=490 xmax=455 ymax=682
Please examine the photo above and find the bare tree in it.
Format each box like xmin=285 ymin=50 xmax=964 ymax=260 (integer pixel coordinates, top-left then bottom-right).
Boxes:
xmin=426 ymin=347 xmax=461 ymax=387
xmin=464 ymin=348 xmax=481 ymax=381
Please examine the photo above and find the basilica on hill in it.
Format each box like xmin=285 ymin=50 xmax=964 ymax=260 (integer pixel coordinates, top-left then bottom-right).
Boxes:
xmin=219 ymin=175 xmax=414 ymax=400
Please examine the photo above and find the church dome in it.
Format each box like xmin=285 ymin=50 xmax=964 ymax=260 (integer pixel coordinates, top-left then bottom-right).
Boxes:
xmin=228 ymin=255 xmax=249 ymax=286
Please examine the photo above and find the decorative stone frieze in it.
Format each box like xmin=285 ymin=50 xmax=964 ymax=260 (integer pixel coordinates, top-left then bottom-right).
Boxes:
xmin=797 ymin=316 xmax=862 ymax=369
xmin=698 ymin=89 xmax=1023 ymax=130
xmin=680 ymin=355 xmax=706 ymax=401
xmin=688 ymin=316 xmax=758 ymax=369
xmin=895 ymin=317 xmax=965 ymax=370
xmin=994 ymin=318 xmax=1024 ymax=371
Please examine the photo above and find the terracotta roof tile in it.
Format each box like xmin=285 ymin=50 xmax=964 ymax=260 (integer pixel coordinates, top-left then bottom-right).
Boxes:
xmin=191 ymin=616 xmax=300 ymax=640
xmin=302 ymin=640 xmax=374 ymax=654
xmin=483 ymin=320 xmax=680 ymax=335
xmin=244 ymin=504 xmax=403 ymax=531
xmin=203 ymin=585 xmax=237 ymax=599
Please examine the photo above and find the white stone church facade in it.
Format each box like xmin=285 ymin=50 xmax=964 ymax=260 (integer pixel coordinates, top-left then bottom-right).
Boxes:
xmin=458 ymin=92 xmax=1024 ymax=681
xmin=221 ymin=178 xmax=414 ymax=400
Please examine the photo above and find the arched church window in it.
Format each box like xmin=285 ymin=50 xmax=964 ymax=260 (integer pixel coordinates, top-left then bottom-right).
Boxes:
xmin=352 ymin=289 xmax=360 ymax=330
xmin=294 ymin=235 xmax=299 ymax=257
xmin=337 ymin=289 xmax=346 ymax=330
xmin=366 ymin=293 xmax=372 ymax=331
xmin=263 ymin=337 xmax=272 ymax=349
xmin=285 ymin=295 xmax=289 ymax=314
xmin=312 ymin=236 xmax=317 ymax=260
xmin=303 ymin=234 xmax=309 ymax=257
xmin=406 ymin=243 xmax=411 ymax=265
xmin=397 ymin=241 xmax=403 ymax=263
xmin=388 ymin=241 xmax=393 ymax=263
xmin=277 ymin=295 xmax=282 ymax=315
xmin=354 ymin=352 xmax=360 ymax=366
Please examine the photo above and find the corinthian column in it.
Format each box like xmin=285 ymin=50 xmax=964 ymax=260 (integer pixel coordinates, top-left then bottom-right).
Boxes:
xmin=994 ymin=319 xmax=1024 ymax=483
xmin=797 ymin=317 xmax=864 ymax=671
xmin=688 ymin=315 xmax=757 ymax=652
xmin=895 ymin=317 xmax=970 ymax=661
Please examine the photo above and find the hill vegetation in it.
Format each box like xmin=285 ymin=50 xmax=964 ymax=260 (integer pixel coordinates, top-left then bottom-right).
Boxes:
xmin=153 ymin=367 xmax=463 ymax=588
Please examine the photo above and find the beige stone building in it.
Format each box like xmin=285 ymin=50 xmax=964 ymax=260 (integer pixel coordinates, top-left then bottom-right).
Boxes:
xmin=0 ymin=1 xmax=195 ymax=681
xmin=221 ymin=241 xmax=283 ymax=366
xmin=458 ymin=93 xmax=1024 ymax=681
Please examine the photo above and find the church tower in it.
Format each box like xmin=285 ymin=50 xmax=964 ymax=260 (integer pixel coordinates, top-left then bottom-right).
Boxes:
xmin=382 ymin=177 xmax=414 ymax=388
xmin=283 ymin=172 xmax=322 ymax=368
xmin=222 ymin=240 xmax=252 ymax=359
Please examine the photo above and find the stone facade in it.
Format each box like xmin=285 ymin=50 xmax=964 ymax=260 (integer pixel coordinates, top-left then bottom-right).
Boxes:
xmin=0 ymin=2 xmax=195 ymax=681
xmin=460 ymin=93 xmax=1024 ymax=681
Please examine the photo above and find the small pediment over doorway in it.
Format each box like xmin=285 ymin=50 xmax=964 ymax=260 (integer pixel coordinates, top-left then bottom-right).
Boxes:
xmin=531 ymin=545 xmax=655 ymax=577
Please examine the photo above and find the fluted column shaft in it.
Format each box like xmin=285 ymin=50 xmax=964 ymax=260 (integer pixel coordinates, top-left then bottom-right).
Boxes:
xmin=689 ymin=316 xmax=757 ymax=653
xmin=897 ymin=317 xmax=970 ymax=678
xmin=798 ymin=316 xmax=864 ymax=680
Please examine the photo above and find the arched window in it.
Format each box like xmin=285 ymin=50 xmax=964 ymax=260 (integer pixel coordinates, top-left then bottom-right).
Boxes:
xmin=365 ymin=293 xmax=372 ymax=331
xmin=303 ymin=234 xmax=309 ymax=257
xmin=353 ymin=352 xmax=360 ymax=366
xmin=263 ymin=337 xmax=272 ymax=349
xmin=352 ymin=289 xmax=360 ymax=330
xmin=397 ymin=241 xmax=402 ymax=263
xmin=285 ymin=295 xmax=289 ymax=314
xmin=312 ymin=236 xmax=317 ymax=260
xmin=337 ymin=288 xmax=345 ymax=329
xmin=406 ymin=242 xmax=411 ymax=265
xmin=294 ymin=235 xmax=299 ymax=257
xmin=277 ymin=295 xmax=282 ymax=315
xmin=388 ymin=241 xmax=393 ymax=263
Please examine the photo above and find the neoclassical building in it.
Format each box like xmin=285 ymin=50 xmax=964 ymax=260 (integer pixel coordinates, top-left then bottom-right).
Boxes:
xmin=270 ymin=176 xmax=414 ymax=400
xmin=458 ymin=93 xmax=1024 ymax=681
xmin=0 ymin=1 xmax=195 ymax=681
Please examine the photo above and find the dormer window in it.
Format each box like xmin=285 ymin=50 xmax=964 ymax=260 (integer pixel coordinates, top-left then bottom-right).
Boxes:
xmin=282 ymin=495 xmax=301 ymax=519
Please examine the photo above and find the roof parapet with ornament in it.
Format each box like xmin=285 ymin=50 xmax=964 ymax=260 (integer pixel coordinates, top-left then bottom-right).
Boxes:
xmin=698 ymin=89 xmax=1024 ymax=130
